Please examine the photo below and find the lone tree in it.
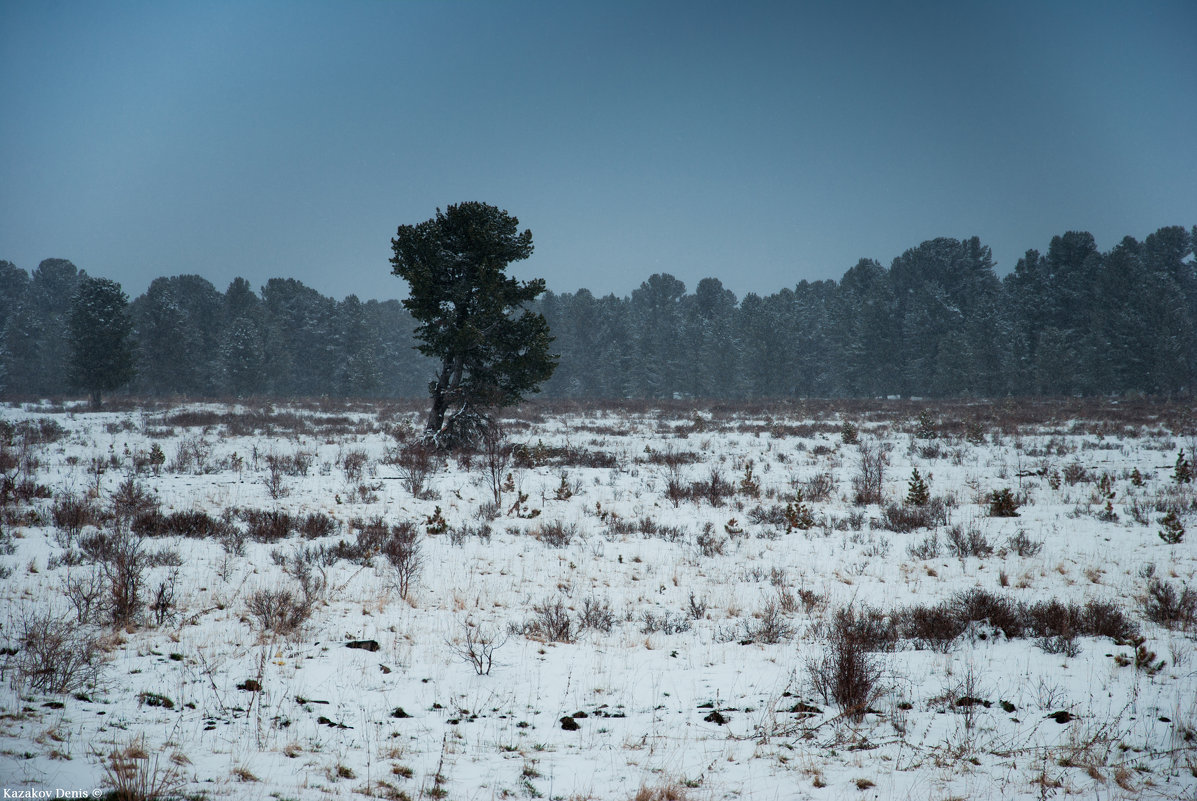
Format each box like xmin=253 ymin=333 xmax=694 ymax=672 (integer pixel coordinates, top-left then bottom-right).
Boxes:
xmin=67 ymin=276 xmax=135 ymax=408
xmin=390 ymin=202 xmax=557 ymax=447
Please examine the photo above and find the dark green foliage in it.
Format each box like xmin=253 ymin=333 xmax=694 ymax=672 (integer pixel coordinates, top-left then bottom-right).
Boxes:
xmin=390 ymin=202 xmax=557 ymax=446
xmin=1158 ymin=511 xmax=1185 ymax=544
xmin=3 ymin=222 xmax=1194 ymax=400
xmin=906 ymin=468 xmax=930 ymax=507
xmin=1175 ymin=450 xmax=1193 ymax=484
xmin=988 ymin=488 xmax=1020 ymax=517
xmin=67 ymin=277 xmax=135 ymax=407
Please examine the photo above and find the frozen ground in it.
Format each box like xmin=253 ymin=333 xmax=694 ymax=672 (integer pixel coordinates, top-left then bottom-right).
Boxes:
xmin=0 ymin=399 xmax=1194 ymax=800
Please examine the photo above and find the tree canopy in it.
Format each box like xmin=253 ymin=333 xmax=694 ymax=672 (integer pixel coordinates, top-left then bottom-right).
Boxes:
xmin=390 ymin=202 xmax=557 ymax=445
xmin=67 ymin=276 xmax=135 ymax=408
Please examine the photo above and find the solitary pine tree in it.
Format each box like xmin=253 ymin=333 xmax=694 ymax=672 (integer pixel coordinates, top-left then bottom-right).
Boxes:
xmin=68 ymin=276 xmax=134 ymax=408
xmin=390 ymin=202 xmax=557 ymax=447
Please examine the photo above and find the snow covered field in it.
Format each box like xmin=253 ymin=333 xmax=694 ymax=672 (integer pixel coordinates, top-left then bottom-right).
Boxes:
xmin=1 ymin=399 xmax=1194 ymax=800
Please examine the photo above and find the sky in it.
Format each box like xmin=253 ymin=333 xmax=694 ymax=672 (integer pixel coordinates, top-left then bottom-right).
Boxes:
xmin=1 ymin=0 xmax=1195 ymax=303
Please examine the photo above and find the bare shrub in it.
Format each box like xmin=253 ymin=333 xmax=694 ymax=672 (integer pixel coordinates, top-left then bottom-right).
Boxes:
xmin=87 ymin=528 xmax=149 ymax=626
xmin=265 ymin=450 xmax=314 ymax=476
xmin=381 ymin=521 xmax=422 ymax=599
xmin=808 ymin=606 xmax=886 ymax=718
xmin=944 ymin=524 xmax=993 ymax=558
xmin=480 ymin=424 xmax=512 ymax=506
xmin=297 ymin=511 xmax=337 ymax=539
xmin=65 ymin=568 xmax=107 ymax=623
xmin=577 ymin=596 xmax=616 ymax=633
xmin=1142 ymin=578 xmax=1197 ymax=629
xmin=14 ymin=610 xmax=104 ymax=693
xmin=534 ymin=520 xmax=576 ymax=548
xmin=98 ymin=736 xmax=187 ymax=800
xmin=851 ymin=441 xmax=887 ymax=505
xmin=1080 ymin=599 xmax=1138 ymax=641
xmin=149 ymin=568 xmax=178 ymax=627
xmin=51 ymin=491 xmax=100 ymax=545
xmin=950 ymin=588 xmax=1023 ymax=638
xmin=692 ymin=467 xmax=733 ymax=507
xmin=263 ymin=458 xmax=290 ymax=500
xmin=247 ymin=586 xmax=315 ymax=635
xmin=340 ymin=449 xmax=369 ymax=484
xmin=641 ymin=609 xmax=691 ymax=635
xmin=743 ymin=599 xmax=794 ymax=644
xmin=879 ymin=499 xmax=946 ymax=532
xmin=907 ymin=531 xmax=939 ymax=559
xmin=109 ymin=477 xmax=158 ymax=528
xmin=447 ymin=618 xmax=508 ymax=675
xmin=169 ymin=434 xmax=212 ymax=474
xmin=519 ymin=597 xmax=574 ymax=643
xmin=449 ymin=522 xmax=492 ymax=546
xmin=390 ymin=441 xmax=440 ymax=498
xmin=240 ymin=509 xmax=295 ymax=542
xmin=894 ymin=602 xmax=963 ymax=651
xmin=1006 ymin=529 xmax=1043 ymax=557
xmin=801 ymin=471 xmax=835 ymax=502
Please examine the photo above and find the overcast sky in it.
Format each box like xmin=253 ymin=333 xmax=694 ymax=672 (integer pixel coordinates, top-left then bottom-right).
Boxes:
xmin=1 ymin=0 xmax=1194 ymax=302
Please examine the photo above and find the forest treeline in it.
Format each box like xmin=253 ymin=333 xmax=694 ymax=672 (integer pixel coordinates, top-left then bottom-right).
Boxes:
xmin=1 ymin=225 xmax=1194 ymax=400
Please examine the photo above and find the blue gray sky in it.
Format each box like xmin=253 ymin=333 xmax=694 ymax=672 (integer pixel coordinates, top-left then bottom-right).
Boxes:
xmin=2 ymin=0 xmax=1194 ymax=302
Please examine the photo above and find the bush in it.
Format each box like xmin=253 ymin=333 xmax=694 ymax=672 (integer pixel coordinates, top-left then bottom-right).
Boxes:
xmin=381 ymin=521 xmax=422 ymax=599
xmin=388 ymin=441 xmax=440 ymax=498
xmin=801 ymin=471 xmax=835 ymax=502
xmin=1158 ymin=511 xmax=1185 ymax=544
xmin=1142 ymin=578 xmax=1197 ymax=629
xmin=1006 ymin=529 xmax=1043 ymax=557
xmin=240 ymin=509 xmax=295 ymax=542
xmin=988 ymin=488 xmax=1020 ymax=517
xmin=851 ymin=441 xmax=886 ymax=506
xmin=534 ymin=520 xmax=576 ymax=548
xmin=695 ymin=523 xmax=725 ymax=557
xmin=906 ymin=468 xmax=930 ymax=507
xmin=577 ymin=596 xmax=616 ymax=633
xmin=247 ymin=586 xmax=315 ymax=635
xmin=80 ymin=528 xmax=150 ymax=626
xmin=519 ymin=598 xmax=574 ymax=643
xmin=1080 ymin=599 xmax=1139 ymax=641
xmin=14 ymin=611 xmax=104 ymax=693
xmin=894 ymin=603 xmax=963 ymax=651
xmin=109 ymin=477 xmax=158 ymax=528
xmin=742 ymin=600 xmax=794 ymax=644
xmin=640 ymin=610 xmax=691 ymax=636
xmin=292 ymin=511 xmax=334 ymax=539
xmin=51 ymin=492 xmax=100 ymax=544
xmin=808 ymin=607 xmax=885 ymax=718
xmin=944 ymin=525 xmax=993 ymax=558
xmin=879 ymin=498 xmax=946 ymax=532
xmin=907 ymin=531 xmax=939 ymax=559
xmin=950 ymin=588 xmax=1023 ymax=638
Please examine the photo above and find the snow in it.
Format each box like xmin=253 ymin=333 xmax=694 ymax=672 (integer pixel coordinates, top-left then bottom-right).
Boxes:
xmin=0 ymin=400 xmax=1194 ymax=799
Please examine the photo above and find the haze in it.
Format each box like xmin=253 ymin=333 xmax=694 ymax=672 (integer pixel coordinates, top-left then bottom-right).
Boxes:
xmin=1 ymin=0 xmax=1194 ymax=301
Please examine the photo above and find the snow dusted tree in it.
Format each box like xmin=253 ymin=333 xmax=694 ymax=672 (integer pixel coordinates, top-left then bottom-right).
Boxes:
xmin=390 ymin=202 xmax=556 ymax=447
xmin=67 ymin=276 xmax=134 ymax=408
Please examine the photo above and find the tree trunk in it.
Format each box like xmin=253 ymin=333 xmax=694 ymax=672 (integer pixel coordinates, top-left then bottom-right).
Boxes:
xmin=89 ymin=390 xmax=102 ymax=410
xmin=425 ymin=361 xmax=452 ymax=434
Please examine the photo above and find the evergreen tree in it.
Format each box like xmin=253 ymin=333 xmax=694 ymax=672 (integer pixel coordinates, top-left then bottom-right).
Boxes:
xmin=67 ymin=277 xmax=135 ymax=407
xmin=389 ymin=202 xmax=557 ymax=446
